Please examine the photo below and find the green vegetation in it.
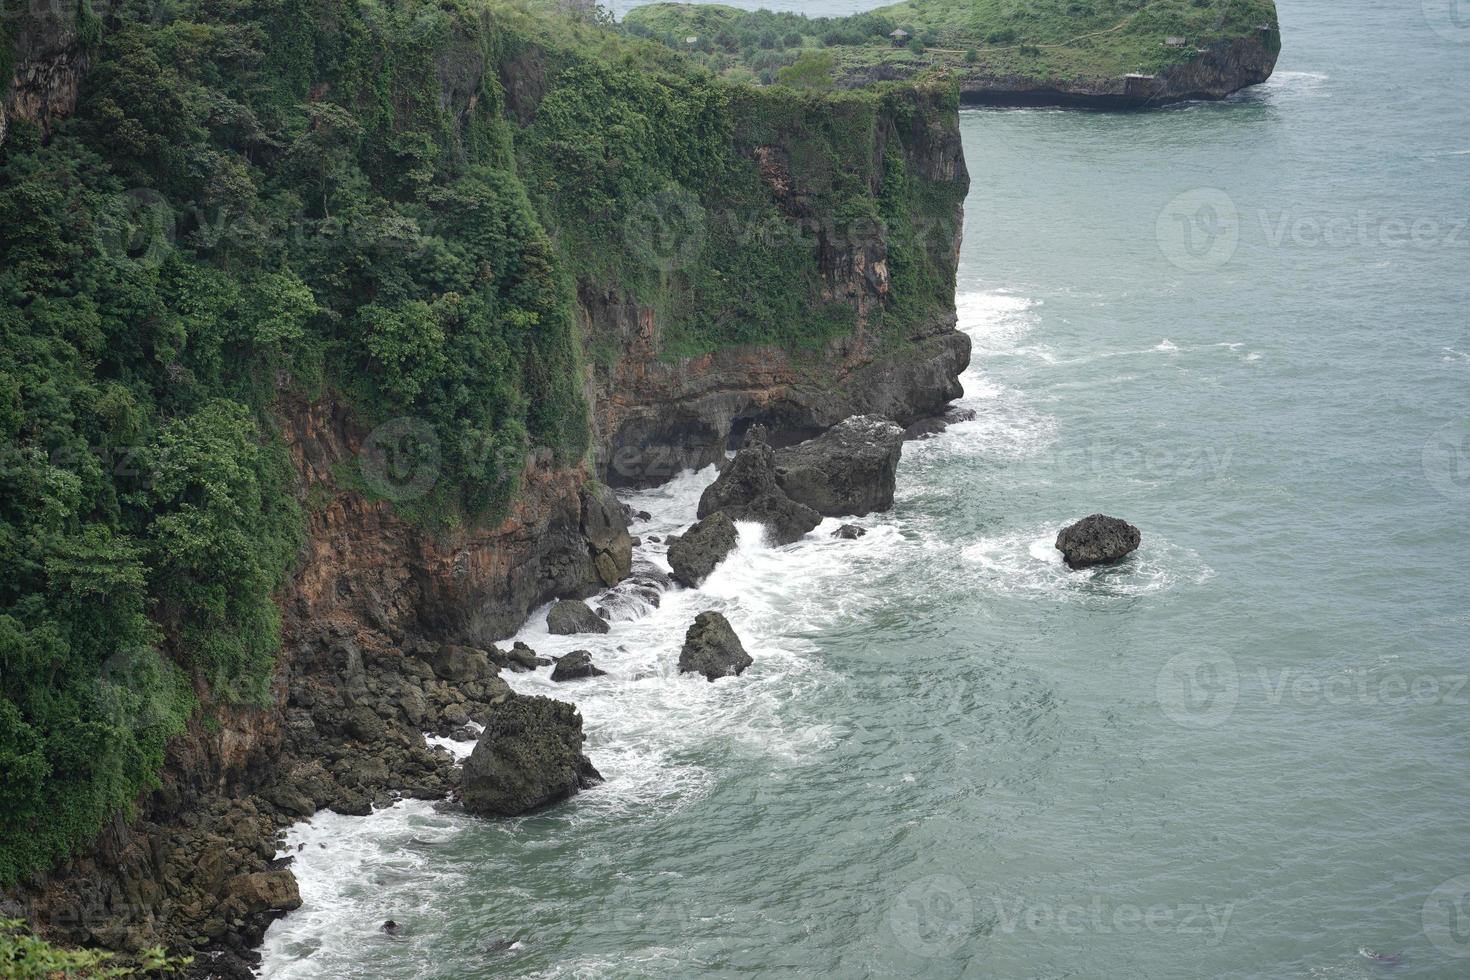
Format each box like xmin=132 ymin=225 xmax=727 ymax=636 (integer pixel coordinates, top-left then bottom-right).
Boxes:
xmin=1 ymin=0 xmax=960 ymax=890
xmin=0 ymin=919 xmax=187 ymax=977
xmin=625 ymin=0 xmax=1279 ymax=83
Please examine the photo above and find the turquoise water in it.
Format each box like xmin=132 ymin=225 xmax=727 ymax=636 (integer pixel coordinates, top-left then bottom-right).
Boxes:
xmin=259 ymin=1 xmax=1470 ymax=977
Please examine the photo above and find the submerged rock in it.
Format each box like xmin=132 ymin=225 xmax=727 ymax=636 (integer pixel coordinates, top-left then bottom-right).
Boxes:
xmin=460 ymin=694 xmax=601 ymax=817
xmin=666 ymin=511 xmax=738 ymax=587
xmin=697 ymin=442 xmax=820 ymax=545
xmin=1054 ymin=514 xmax=1141 ymax=569
xmin=678 ymin=611 xmax=752 ymax=682
xmin=551 ymin=651 xmax=607 ymax=682
xmin=545 ymin=599 xmax=610 ymax=635
xmin=774 ymin=415 xmax=905 ymax=517
xmin=832 ymin=524 xmax=867 ymax=540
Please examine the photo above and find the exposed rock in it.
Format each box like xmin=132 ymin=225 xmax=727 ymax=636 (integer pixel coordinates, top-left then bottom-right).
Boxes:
xmin=1054 ymin=514 xmax=1142 ymax=569
xmin=505 ymin=642 xmax=548 ymax=672
xmin=903 ymin=406 xmax=977 ymax=441
xmin=224 ymin=871 xmax=301 ymax=914
xmin=580 ymin=482 xmax=633 ymax=587
xmin=545 ymin=599 xmax=610 ymax=635
xmin=551 ymin=651 xmax=607 ymax=682
xmin=773 ymin=415 xmax=904 ymax=517
xmin=832 ymin=524 xmax=867 ymax=540
xmin=678 ymin=612 xmax=752 ymax=682
xmin=382 ymin=920 xmax=401 ymax=935
xmin=666 ymin=512 xmax=739 ymax=587
xmin=460 ymin=694 xmax=602 ymax=817
xmin=696 ymin=443 xmax=820 ymax=545
xmin=594 ymin=576 xmax=664 ymax=621
xmin=423 ymin=644 xmax=492 ymax=682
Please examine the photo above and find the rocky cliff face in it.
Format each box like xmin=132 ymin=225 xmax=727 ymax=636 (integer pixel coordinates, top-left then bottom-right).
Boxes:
xmin=588 ymin=89 xmax=972 ymax=487
xmin=0 ymin=4 xmax=90 ymax=144
xmin=1 ymin=392 xmax=631 ymax=970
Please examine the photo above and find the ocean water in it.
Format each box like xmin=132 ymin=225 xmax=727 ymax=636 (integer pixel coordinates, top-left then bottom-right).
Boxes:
xmin=258 ymin=1 xmax=1470 ymax=976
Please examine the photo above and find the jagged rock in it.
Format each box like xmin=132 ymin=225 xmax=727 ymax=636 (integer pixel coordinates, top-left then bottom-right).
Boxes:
xmin=595 ymin=577 xmax=664 ymax=621
xmin=225 ymin=871 xmax=301 ymax=913
xmin=903 ymin=406 xmax=977 ymax=441
xmin=666 ymin=512 xmax=738 ymax=587
xmin=773 ymin=415 xmax=905 ymax=517
xmin=551 ymin=651 xmax=607 ymax=682
xmin=696 ymin=442 xmax=820 ymax=545
xmin=545 ymin=599 xmax=610 ymax=635
xmin=460 ymin=694 xmax=602 ymax=817
xmin=1054 ymin=514 xmax=1142 ymax=569
xmin=678 ymin=611 xmax=752 ymax=682
xmin=832 ymin=524 xmax=867 ymax=540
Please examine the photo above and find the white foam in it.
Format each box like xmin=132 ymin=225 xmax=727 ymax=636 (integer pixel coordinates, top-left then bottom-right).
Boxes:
xmin=1153 ymin=338 xmax=1180 ymax=353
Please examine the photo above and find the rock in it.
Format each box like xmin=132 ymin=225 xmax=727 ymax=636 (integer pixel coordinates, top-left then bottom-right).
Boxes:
xmin=580 ymin=482 xmax=633 ymax=587
xmin=460 ymin=694 xmax=602 ymax=817
xmin=499 ymin=642 xmax=548 ymax=672
xmin=902 ymin=406 xmax=976 ymax=441
xmin=225 ymin=871 xmax=301 ymax=913
xmin=424 ymin=644 xmax=491 ymax=682
xmin=773 ymin=415 xmax=905 ymax=517
xmin=1054 ymin=514 xmax=1141 ymax=569
xmin=382 ymin=920 xmax=401 ymax=935
xmin=832 ymin=524 xmax=867 ymax=540
xmin=666 ymin=512 xmax=739 ymax=587
xmin=678 ymin=611 xmax=752 ymax=682
xmin=696 ymin=442 xmax=820 ymax=545
xmin=551 ymin=651 xmax=607 ymax=682
xmin=545 ymin=599 xmax=610 ymax=635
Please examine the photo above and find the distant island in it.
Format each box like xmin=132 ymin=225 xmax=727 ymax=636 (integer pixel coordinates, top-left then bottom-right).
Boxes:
xmin=625 ymin=0 xmax=1281 ymax=106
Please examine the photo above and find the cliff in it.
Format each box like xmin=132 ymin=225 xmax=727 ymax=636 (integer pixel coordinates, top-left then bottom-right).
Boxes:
xmin=0 ymin=1 xmax=91 ymax=145
xmin=0 ymin=0 xmax=970 ymax=968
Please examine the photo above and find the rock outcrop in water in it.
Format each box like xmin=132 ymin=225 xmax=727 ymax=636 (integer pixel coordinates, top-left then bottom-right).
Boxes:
xmin=546 ymin=599 xmax=610 ymax=636
xmin=551 ymin=651 xmax=607 ymax=682
xmin=678 ymin=612 xmax=753 ymax=682
xmin=459 ymin=695 xmax=602 ymax=817
xmin=1055 ymin=514 xmax=1142 ymax=569
xmin=666 ymin=512 xmax=739 ymax=587
xmin=697 ymin=442 xmax=821 ymax=545
xmin=773 ymin=415 xmax=905 ymax=517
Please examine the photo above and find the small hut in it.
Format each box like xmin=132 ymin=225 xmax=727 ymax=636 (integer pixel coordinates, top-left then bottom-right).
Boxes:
xmin=890 ymin=28 xmax=910 ymax=47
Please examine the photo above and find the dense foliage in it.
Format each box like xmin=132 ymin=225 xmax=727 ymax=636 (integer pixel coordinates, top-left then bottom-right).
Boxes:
xmin=0 ymin=0 xmax=960 ymax=888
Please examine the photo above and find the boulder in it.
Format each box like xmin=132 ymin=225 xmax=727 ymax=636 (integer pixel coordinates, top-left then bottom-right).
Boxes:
xmin=424 ymin=644 xmax=492 ymax=682
xmin=1054 ymin=514 xmax=1141 ymax=569
xmin=225 ymin=871 xmax=301 ymax=913
xmin=666 ymin=512 xmax=739 ymax=587
xmin=832 ymin=524 xmax=867 ymax=540
xmin=460 ymin=694 xmax=601 ymax=817
xmin=551 ymin=651 xmax=607 ymax=682
xmin=773 ymin=415 xmax=905 ymax=517
xmin=546 ymin=599 xmax=610 ymax=635
xmin=678 ymin=611 xmax=753 ymax=682
xmin=696 ymin=442 xmax=820 ymax=545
